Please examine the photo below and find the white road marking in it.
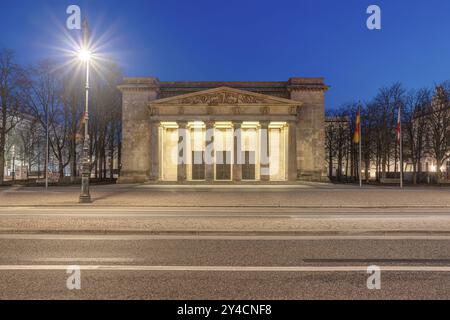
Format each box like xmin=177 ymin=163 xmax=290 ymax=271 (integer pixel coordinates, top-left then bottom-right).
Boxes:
xmin=0 ymin=265 xmax=449 ymax=272
xmin=1 ymin=234 xmax=450 ymax=241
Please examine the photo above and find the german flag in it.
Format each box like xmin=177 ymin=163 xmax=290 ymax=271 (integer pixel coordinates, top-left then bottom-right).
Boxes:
xmin=354 ymin=111 xmax=361 ymax=144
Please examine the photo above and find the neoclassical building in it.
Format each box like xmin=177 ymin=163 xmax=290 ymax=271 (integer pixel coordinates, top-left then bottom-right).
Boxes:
xmin=118 ymin=78 xmax=328 ymax=184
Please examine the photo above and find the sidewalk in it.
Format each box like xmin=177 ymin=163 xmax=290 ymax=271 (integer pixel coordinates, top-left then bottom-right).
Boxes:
xmin=1 ymin=184 xmax=449 ymax=234
xmin=0 ymin=184 xmax=449 ymax=208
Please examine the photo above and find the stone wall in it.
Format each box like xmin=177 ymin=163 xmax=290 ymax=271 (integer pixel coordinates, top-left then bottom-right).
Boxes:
xmin=118 ymin=78 xmax=159 ymax=183
xmin=288 ymin=78 xmax=328 ymax=181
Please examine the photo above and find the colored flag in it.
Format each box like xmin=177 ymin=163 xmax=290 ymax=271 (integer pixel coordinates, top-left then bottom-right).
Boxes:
xmin=354 ymin=111 xmax=361 ymax=144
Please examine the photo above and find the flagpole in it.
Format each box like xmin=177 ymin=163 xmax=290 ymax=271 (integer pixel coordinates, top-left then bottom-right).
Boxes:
xmin=359 ymin=104 xmax=362 ymax=188
xmin=399 ymin=106 xmax=403 ymax=189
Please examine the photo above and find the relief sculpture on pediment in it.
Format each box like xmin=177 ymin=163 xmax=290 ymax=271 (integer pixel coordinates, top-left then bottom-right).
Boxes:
xmin=179 ymin=92 xmax=266 ymax=106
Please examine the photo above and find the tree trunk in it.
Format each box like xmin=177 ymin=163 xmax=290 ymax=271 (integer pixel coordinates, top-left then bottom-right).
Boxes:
xmin=381 ymin=155 xmax=387 ymax=179
xmin=70 ymin=139 xmax=77 ymax=179
xmin=98 ymin=151 xmax=102 ymax=180
xmin=418 ymin=160 xmax=422 ymax=183
xmin=58 ymin=150 xmax=64 ymax=179
xmin=328 ymin=148 xmax=333 ymax=179
xmin=103 ymin=146 xmax=107 ymax=179
xmin=0 ymin=148 xmax=4 ymax=184
xmin=117 ymin=130 xmax=122 ymax=175
xmin=337 ymin=153 xmax=343 ymax=182
xmin=94 ymin=146 xmax=99 ymax=179
xmin=436 ymin=159 xmax=443 ymax=181
xmin=365 ymin=158 xmax=370 ymax=182
xmin=0 ymin=108 xmax=6 ymax=184
xmin=345 ymin=151 xmax=349 ymax=180
xmin=109 ymin=126 xmax=115 ymax=179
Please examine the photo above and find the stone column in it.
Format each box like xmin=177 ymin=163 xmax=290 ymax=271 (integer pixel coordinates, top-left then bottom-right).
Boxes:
xmin=149 ymin=121 xmax=160 ymax=181
xmin=288 ymin=121 xmax=298 ymax=181
xmin=233 ymin=121 xmax=243 ymax=182
xmin=177 ymin=121 xmax=188 ymax=182
xmin=205 ymin=121 xmax=215 ymax=182
xmin=259 ymin=121 xmax=270 ymax=182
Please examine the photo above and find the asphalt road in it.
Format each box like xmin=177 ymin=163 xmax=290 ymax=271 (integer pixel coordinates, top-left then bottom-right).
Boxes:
xmin=2 ymin=206 xmax=450 ymax=234
xmin=1 ymin=232 xmax=450 ymax=299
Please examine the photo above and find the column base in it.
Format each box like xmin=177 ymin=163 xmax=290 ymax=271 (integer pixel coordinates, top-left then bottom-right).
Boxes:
xmin=117 ymin=175 xmax=149 ymax=184
xmin=298 ymin=171 xmax=328 ymax=182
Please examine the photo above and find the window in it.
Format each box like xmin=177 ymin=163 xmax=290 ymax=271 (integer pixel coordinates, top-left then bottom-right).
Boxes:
xmin=192 ymin=151 xmax=205 ymax=180
xmin=242 ymin=151 xmax=256 ymax=180
xmin=216 ymin=151 xmax=231 ymax=180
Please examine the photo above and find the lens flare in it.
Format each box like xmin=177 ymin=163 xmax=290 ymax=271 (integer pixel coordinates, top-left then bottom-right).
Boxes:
xmin=78 ymin=49 xmax=92 ymax=62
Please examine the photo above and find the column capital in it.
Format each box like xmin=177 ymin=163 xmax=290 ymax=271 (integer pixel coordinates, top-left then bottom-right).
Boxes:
xmin=259 ymin=121 xmax=270 ymax=128
xmin=233 ymin=121 xmax=243 ymax=129
xmin=205 ymin=120 xmax=215 ymax=128
xmin=177 ymin=121 xmax=188 ymax=129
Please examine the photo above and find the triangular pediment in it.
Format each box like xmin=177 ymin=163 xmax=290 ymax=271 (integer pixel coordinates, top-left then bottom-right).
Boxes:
xmin=150 ymin=87 xmax=301 ymax=107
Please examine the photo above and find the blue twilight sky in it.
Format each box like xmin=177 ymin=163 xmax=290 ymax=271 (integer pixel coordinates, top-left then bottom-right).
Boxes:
xmin=0 ymin=0 xmax=449 ymax=109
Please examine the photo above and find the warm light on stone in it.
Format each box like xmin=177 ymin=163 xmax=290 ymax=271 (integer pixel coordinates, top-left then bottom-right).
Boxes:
xmin=117 ymin=78 xmax=329 ymax=184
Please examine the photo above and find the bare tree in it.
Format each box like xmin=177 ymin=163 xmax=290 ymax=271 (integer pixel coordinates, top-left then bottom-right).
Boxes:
xmin=326 ymin=106 xmax=352 ymax=181
xmin=88 ymin=60 xmax=122 ymax=180
xmin=61 ymin=73 xmax=84 ymax=180
xmin=18 ymin=117 xmax=41 ymax=179
xmin=325 ymin=117 xmax=337 ymax=179
xmin=25 ymin=60 xmax=71 ymax=179
xmin=334 ymin=108 xmax=350 ymax=181
xmin=372 ymin=83 xmax=405 ymax=180
xmin=427 ymin=84 xmax=450 ymax=180
xmin=403 ymin=88 xmax=431 ymax=184
xmin=0 ymin=49 xmax=25 ymax=184
xmin=361 ymin=102 xmax=376 ymax=182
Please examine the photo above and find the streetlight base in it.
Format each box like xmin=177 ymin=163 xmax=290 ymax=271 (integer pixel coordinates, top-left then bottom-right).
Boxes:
xmin=79 ymin=194 xmax=92 ymax=204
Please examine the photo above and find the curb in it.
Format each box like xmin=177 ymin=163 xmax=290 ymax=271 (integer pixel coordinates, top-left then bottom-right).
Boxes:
xmin=1 ymin=205 xmax=450 ymax=209
xmin=2 ymin=230 xmax=450 ymax=236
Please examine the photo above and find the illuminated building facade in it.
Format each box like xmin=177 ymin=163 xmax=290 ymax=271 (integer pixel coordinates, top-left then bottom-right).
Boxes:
xmin=118 ymin=78 xmax=328 ymax=183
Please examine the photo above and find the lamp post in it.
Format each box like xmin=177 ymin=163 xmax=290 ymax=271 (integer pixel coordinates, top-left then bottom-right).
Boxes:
xmin=79 ymin=48 xmax=92 ymax=203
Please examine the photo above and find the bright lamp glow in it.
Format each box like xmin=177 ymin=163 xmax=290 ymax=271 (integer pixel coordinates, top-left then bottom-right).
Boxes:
xmin=78 ymin=49 xmax=92 ymax=61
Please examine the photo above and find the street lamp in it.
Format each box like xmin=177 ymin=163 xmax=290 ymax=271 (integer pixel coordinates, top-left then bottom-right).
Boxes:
xmin=78 ymin=49 xmax=91 ymax=62
xmin=79 ymin=47 xmax=92 ymax=203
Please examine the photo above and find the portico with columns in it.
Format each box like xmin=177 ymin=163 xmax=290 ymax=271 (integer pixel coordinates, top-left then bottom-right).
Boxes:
xmin=118 ymin=78 xmax=328 ymax=184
